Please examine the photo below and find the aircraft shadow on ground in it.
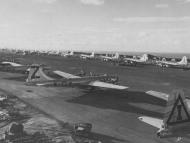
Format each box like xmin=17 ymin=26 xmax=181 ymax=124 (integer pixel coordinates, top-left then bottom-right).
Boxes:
xmin=67 ymin=88 xmax=166 ymax=118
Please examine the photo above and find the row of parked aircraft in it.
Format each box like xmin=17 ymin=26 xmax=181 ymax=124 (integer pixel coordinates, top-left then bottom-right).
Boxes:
xmin=0 ymin=51 xmax=190 ymax=73
xmin=62 ymin=51 xmax=190 ymax=70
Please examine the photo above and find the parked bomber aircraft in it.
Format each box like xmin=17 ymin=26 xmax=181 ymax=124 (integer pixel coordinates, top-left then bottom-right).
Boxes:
xmin=139 ymin=90 xmax=190 ymax=141
xmin=0 ymin=61 xmax=29 ymax=73
xmin=123 ymin=54 xmax=148 ymax=65
xmin=0 ymin=61 xmax=23 ymax=67
xmin=100 ymin=52 xmax=120 ymax=61
xmin=80 ymin=52 xmax=95 ymax=59
xmin=0 ymin=62 xmax=50 ymax=74
xmin=26 ymin=65 xmax=128 ymax=90
xmin=156 ymin=56 xmax=190 ymax=70
xmin=62 ymin=51 xmax=74 ymax=57
xmin=157 ymin=56 xmax=188 ymax=67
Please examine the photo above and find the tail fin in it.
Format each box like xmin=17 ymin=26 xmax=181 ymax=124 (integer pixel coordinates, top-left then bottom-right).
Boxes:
xmin=162 ymin=58 xmax=166 ymax=62
xmin=91 ymin=52 xmax=95 ymax=57
xmin=26 ymin=65 xmax=53 ymax=83
xmin=140 ymin=54 xmax=148 ymax=62
xmin=163 ymin=90 xmax=190 ymax=126
xmin=177 ymin=56 xmax=188 ymax=65
xmin=70 ymin=51 xmax=74 ymax=55
xmin=115 ymin=52 xmax=119 ymax=59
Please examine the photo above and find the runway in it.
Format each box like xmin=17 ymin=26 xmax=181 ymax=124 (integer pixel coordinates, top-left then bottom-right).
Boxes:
xmin=1 ymin=55 xmax=190 ymax=143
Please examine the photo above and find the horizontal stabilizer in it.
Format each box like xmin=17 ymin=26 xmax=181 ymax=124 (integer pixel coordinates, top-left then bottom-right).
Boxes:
xmin=138 ymin=116 xmax=163 ymax=129
xmin=89 ymin=81 xmax=128 ymax=90
xmin=146 ymin=90 xmax=169 ymax=101
xmin=53 ymin=70 xmax=81 ymax=79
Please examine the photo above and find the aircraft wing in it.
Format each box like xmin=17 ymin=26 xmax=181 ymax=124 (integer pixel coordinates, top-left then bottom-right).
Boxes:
xmin=53 ymin=70 xmax=81 ymax=79
xmin=138 ymin=116 xmax=163 ymax=129
xmin=160 ymin=61 xmax=178 ymax=66
xmin=40 ymin=70 xmax=128 ymax=90
xmin=89 ymin=81 xmax=128 ymax=90
xmin=1 ymin=61 xmax=23 ymax=67
xmin=81 ymin=54 xmax=89 ymax=58
xmin=124 ymin=58 xmax=140 ymax=63
xmin=102 ymin=56 xmax=112 ymax=60
xmin=146 ymin=90 xmax=169 ymax=101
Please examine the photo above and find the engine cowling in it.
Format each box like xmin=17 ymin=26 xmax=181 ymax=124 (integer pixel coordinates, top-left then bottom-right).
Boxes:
xmin=157 ymin=129 xmax=172 ymax=138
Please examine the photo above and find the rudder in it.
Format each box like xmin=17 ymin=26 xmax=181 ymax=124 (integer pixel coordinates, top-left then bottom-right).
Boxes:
xmin=91 ymin=52 xmax=95 ymax=57
xmin=178 ymin=56 xmax=188 ymax=65
xmin=115 ymin=52 xmax=119 ymax=59
xmin=70 ymin=51 xmax=74 ymax=55
xmin=140 ymin=54 xmax=148 ymax=61
xmin=26 ymin=65 xmax=53 ymax=83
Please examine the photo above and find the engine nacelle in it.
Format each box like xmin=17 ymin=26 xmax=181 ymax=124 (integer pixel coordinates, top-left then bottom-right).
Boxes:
xmin=156 ymin=129 xmax=172 ymax=138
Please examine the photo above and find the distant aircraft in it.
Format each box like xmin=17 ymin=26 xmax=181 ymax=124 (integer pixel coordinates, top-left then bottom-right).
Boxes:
xmin=0 ymin=110 xmax=9 ymax=121
xmin=1 ymin=61 xmax=24 ymax=67
xmin=0 ymin=94 xmax=7 ymax=102
xmin=0 ymin=62 xmax=50 ymax=74
xmin=123 ymin=54 xmax=148 ymax=65
xmin=80 ymin=52 xmax=95 ymax=59
xmin=138 ymin=90 xmax=190 ymax=141
xmin=156 ymin=56 xmax=189 ymax=69
xmin=100 ymin=52 xmax=119 ymax=61
xmin=62 ymin=51 xmax=74 ymax=57
xmin=0 ymin=61 xmax=28 ymax=73
xmin=26 ymin=65 xmax=128 ymax=90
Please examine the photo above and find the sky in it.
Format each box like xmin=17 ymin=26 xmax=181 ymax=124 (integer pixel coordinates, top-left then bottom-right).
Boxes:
xmin=0 ymin=0 xmax=190 ymax=53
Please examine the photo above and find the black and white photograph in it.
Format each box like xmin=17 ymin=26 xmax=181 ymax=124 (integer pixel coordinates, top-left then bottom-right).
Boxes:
xmin=0 ymin=0 xmax=190 ymax=142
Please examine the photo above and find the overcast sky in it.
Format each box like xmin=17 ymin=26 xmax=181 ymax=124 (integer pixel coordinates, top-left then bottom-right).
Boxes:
xmin=0 ymin=0 xmax=190 ymax=52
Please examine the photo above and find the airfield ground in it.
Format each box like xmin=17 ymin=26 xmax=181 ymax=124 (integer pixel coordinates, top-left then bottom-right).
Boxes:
xmin=1 ymin=55 xmax=190 ymax=143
